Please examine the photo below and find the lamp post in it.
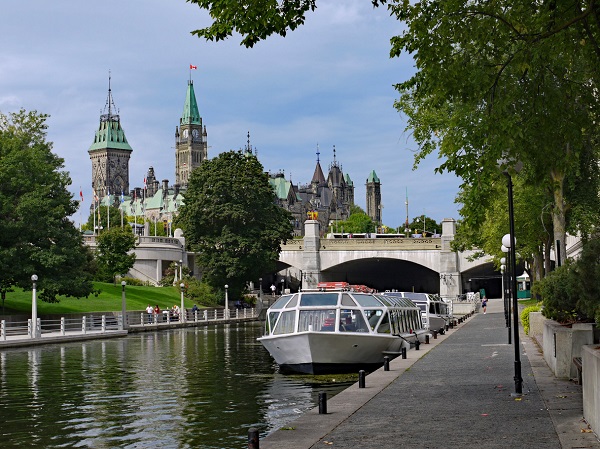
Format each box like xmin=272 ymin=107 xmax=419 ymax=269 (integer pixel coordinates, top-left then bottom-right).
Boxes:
xmin=31 ymin=274 xmax=38 ymax=339
xmin=180 ymin=283 xmax=186 ymax=323
xmin=281 ymin=278 xmax=285 ymax=295
xmin=173 ymin=262 xmax=178 ymax=284
xmin=179 ymin=259 xmax=183 ymax=281
xmin=224 ymin=284 xmax=229 ymax=319
xmin=503 ymin=232 xmax=523 ymax=394
xmin=121 ymin=280 xmax=127 ymax=330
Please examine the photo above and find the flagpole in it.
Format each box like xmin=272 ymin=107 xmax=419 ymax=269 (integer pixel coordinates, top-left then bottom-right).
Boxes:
xmin=107 ymin=191 xmax=110 ymax=231
xmin=93 ymin=194 xmax=96 ymax=235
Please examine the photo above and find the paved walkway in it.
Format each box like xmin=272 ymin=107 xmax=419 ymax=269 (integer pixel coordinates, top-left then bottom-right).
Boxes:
xmin=261 ymin=298 xmax=600 ymax=449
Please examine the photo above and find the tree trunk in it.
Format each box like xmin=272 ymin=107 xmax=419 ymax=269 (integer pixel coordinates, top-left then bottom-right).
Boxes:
xmin=550 ymin=168 xmax=567 ymax=268
xmin=544 ymin=235 xmax=552 ymax=275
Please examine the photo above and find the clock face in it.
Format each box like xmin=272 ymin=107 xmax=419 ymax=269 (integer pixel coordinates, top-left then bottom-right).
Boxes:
xmin=182 ymin=129 xmax=188 ymax=138
xmin=192 ymin=129 xmax=199 ymax=138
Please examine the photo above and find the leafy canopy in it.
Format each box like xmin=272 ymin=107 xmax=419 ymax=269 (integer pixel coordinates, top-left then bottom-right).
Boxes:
xmin=95 ymin=228 xmax=137 ymax=283
xmin=175 ymin=150 xmax=293 ymax=299
xmin=0 ymin=110 xmax=94 ymax=302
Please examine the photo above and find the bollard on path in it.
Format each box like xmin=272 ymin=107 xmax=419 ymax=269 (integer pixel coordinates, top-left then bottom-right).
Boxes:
xmin=401 ymin=347 xmax=407 ymax=359
xmin=433 ymin=329 xmax=438 ymax=339
xmin=425 ymin=334 xmax=430 ymax=344
xmin=248 ymin=427 xmax=259 ymax=449
xmin=415 ymin=339 xmax=420 ymax=351
xmin=319 ymin=391 xmax=327 ymax=414
xmin=358 ymin=370 xmax=366 ymax=388
xmin=383 ymin=356 xmax=390 ymax=371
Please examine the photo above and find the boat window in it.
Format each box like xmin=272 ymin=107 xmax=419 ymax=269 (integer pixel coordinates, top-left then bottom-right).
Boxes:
xmin=363 ymin=309 xmax=383 ymax=330
xmin=285 ymin=295 xmax=298 ymax=308
xmin=299 ymin=293 xmax=338 ymax=307
xmin=298 ymin=309 xmax=337 ymax=332
xmin=338 ymin=309 xmax=369 ymax=332
xmin=273 ymin=310 xmax=296 ymax=335
xmin=389 ymin=311 xmax=399 ymax=335
xmin=267 ymin=311 xmax=280 ymax=335
xmin=353 ymin=294 xmax=384 ymax=307
xmin=375 ymin=295 xmax=392 ymax=306
xmin=376 ymin=312 xmax=391 ymax=333
xmin=341 ymin=294 xmax=357 ymax=306
xmin=270 ymin=295 xmax=293 ymax=310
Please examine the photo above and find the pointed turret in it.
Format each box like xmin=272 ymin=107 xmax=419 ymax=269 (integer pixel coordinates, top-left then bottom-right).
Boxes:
xmin=181 ymin=81 xmax=201 ymax=125
xmin=88 ymin=73 xmax=132 ymax=198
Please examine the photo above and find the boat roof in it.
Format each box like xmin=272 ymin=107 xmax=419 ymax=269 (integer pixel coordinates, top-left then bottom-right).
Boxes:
xmin=268 ymin=291 xmax=418 ymax=310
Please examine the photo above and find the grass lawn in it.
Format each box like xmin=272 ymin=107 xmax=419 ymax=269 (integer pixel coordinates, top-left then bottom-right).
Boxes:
xmin=0 ymin=282 xmax=207 ymax=316
xmin=519 ymin=298 xmax=542 ymax=308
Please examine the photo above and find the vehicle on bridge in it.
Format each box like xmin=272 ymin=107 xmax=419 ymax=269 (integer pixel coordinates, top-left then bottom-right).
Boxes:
xmin=258 ymin=290 xmax=429 ymax=374
xmin=383 ymin=292 xmax=452 ymax=335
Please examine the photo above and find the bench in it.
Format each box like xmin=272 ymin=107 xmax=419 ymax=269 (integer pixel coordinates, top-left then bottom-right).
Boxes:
xmin=573 ymin=357 xmax=583 ymax=385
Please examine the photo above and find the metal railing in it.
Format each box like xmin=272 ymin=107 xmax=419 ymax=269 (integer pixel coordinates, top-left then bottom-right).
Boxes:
xmin=0 ymin=308 xmax=259 ymax=341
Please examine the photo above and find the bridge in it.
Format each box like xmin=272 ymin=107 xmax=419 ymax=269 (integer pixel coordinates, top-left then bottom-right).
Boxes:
xmin=276 ymin=219 xmax=499 ymax=298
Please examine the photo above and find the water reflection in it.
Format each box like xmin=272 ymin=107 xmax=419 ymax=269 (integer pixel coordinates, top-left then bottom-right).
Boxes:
xmin=0 ymin=322 xmax=354 ymax=448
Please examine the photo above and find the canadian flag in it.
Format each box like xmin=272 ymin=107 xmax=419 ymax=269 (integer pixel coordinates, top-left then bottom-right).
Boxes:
xmin=79 ymin=188 xmax=84 ymax=202
xmin=190 ymin=64 xmax=197 ymax=70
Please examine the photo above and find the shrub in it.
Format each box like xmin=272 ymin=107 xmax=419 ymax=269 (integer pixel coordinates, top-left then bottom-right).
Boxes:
xmin=520 ymin=304 xmax=542 ymax=335
xmin=185 ymin=278 xmax=220 ymax=307
xmin=574 ymin=237 xmax=600 ymax=323
xmin=535 ymin=261 xmax=581 ymax=324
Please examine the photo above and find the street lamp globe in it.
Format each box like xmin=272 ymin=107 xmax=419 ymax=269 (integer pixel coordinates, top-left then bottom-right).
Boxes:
xmin=500 ymin=257 xmax=506 ymax=265
xmin=502 ymin=233 xmax=516 ymax=249
xmin=31 ymin=274 xmax=38 ymax=282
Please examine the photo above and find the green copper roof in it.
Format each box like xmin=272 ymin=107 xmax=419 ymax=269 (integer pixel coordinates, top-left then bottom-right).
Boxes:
xmin=344 ymin=173 xmax=353 ymax=186
xmin=269 ymin=176 xmax=292 ymax=200
xmin=181 ymin=81 xmax=201 ymax=125
xmin=89 ymin=117 xmax=133 ymax=152
xmin=367 ymin=170 xmax=380 ymax=183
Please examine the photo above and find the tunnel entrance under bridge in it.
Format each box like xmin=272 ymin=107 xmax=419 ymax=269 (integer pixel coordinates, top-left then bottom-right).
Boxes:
xmin=320 ymin=258 xmax=440 ymax=293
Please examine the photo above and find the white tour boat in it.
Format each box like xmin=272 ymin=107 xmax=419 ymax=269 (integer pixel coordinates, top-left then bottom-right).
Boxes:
xmin=258 ymin=290 xmax=428 ymax=374
xmin=383 ymin=292 xmax=452 ymax=334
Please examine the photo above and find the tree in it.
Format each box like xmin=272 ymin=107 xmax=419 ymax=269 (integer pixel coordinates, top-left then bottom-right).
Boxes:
xmin=0 ymin=109 xmax=94 ymax=302
xmin=175 ymin=150 xmax=293 ymax=300
xmin=408 ymin=215 xmax=440 ymax=235
xmin=390 ymin=0 xmax=600 ymax=268
xmin=189 ymin=1 xmax=388 ymax=48
xmin=95 ymin=228 xmax=137 ymax=283
xmin=332 ymin=209 xmax=375 ymax=234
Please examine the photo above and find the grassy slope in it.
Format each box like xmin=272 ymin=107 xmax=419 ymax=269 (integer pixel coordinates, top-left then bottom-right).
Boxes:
xmin=0 ymin=282 xmax=204 ymax=315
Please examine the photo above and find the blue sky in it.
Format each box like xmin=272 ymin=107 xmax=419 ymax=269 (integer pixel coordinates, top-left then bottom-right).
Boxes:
xmin=0 ymin=0 xmax=462 ymax=230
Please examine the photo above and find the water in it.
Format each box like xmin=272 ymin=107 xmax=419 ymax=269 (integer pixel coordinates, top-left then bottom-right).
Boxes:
xmin=0 ymin=322 xmax=355 ymax=448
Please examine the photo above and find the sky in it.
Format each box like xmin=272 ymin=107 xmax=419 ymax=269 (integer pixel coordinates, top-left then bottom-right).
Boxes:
xmin=0 ymin=0 xmax=462 ymax=230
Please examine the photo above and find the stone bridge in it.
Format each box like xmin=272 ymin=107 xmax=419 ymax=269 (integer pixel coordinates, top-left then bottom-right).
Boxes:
xmin=276 ymin=219 xmax=499 ymax=298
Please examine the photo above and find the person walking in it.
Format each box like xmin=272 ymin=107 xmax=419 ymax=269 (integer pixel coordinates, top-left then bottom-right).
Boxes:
xmin=270 ymin=284 xmax=276 ymax=296
xmin=482 ymin=296 xmax=488 ymax=314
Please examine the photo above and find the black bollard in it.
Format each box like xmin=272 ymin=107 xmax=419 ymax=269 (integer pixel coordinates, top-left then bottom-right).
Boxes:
xmin=401 ymin=347 xmax=407 ymax=359
xmin=433 ymin=329 xmax=438 ymax=339
xmin=319 ymin=391 xmax=327 ymax=414
xmin=383 ymin=356 xmax=390 ymax=371
xmin=358 ymin=370 xmax=366 ymax=388
xmin=425 ymin=334 xmax=430 ymax=344
xmin=449 ymin=321 xmax=453 ymax=329
xmin=445 ymin=324 xmax=449 ymax=332
xmin=415 ymin=339 xmax=420 ymax=351
xmin=248 ymin=427 xmax=260 ymax=449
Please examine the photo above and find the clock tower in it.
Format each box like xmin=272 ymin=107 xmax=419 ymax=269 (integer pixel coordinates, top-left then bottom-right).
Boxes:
xmin=175 ymin=80 xmax=207 ymax=187
xmin=88 ymin=75 xmax=132 ymax=198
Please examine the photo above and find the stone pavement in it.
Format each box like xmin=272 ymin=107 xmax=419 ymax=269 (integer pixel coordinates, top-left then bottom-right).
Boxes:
xmin=261 ymin=298 xmax=600 ymax=449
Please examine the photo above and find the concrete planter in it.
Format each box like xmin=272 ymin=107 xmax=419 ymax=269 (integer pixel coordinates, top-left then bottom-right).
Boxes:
xmin=543 ymin=320 xmax=594 ymax=379
xmin=582 ymin=345 xmax=600 ymax=437
xmin=528 ymin=311 xmax=545 ymax=338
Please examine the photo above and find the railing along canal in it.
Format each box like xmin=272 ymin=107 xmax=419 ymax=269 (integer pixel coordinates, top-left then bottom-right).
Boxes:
xmin=0 ymin=307 xmax=258 ymax=341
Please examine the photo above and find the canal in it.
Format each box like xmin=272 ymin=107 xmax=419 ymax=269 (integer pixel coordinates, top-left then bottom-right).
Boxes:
xmin=0 ymin=322 xmax=355 ymax=448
